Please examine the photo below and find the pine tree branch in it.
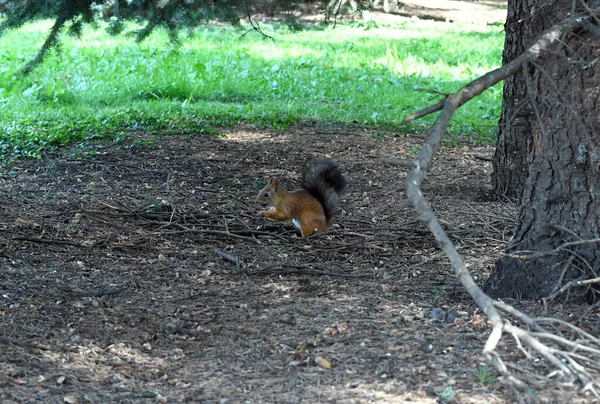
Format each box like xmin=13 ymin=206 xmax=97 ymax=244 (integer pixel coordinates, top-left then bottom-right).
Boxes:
xmin=21 ymin=13 xmax=69 ymax=75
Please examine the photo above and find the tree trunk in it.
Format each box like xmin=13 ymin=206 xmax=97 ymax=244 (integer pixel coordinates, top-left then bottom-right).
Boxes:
xmin=490 ymin=0 xmax=535 ymax=200
xmin=486 ymin=1 xmax=600 ymax=302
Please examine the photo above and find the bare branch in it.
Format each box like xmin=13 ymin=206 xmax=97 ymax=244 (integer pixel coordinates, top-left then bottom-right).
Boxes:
xmin=503 ymin=237 xmax=600 ymax=260
xmin=379 ymin=156 xmax=416 ymax=167
xmin=413 ymin=87 xmax=450 ymax=97
xmin=544 ymin=276 xmax=600 ymax=303
xmin=403 ymin=99 xmax=445 ymax=122
xmin=531 ymin=332 xmax=600 ymax=356
xmin=492 ymin=300 xmax=546 ymax=332
xmin=403 ymin=16 xmax=585 ymax=124
xmin=537 ymin=317 xmax=600 ymax=346
xmin=213 ymin=247 xmax=245 ymax=267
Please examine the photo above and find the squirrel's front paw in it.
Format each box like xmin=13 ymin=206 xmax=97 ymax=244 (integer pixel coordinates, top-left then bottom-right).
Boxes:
xmin=257 ymin=210 xmax=266 ymax=217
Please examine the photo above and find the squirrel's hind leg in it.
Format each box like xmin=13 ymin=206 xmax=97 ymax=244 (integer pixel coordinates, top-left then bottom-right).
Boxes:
xmin=297 ymin=215 xmax=327 ymax=238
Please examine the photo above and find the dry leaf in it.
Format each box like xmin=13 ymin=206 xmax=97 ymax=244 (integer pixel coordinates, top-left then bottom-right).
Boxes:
xmin=56 ymin=375 xmax=66 ymax=384
xmin=322 ymin=327 xmax=337 ymax=336
xmin=63 ymin=395 xmax=80 ymax=404
xmin=16 ymin=218 xmax=41 ymax=230
xmin=315 ymin=356 xmax=331 ymax=369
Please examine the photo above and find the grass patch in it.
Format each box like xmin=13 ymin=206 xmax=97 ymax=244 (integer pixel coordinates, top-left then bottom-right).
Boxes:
xmin=474 ymin=364 xmax=497 ymax=386
xmin=0 ymin=18 xmax=504 ymax=159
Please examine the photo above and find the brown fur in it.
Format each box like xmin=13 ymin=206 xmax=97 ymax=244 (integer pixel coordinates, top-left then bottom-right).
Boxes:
xmin=256 ymin=161 xmax=345 ymax=237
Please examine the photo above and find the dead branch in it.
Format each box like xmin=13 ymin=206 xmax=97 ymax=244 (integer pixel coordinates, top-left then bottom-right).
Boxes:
xmin=164 ymin=225 xmax=264 ymax=244
xmin=403 ymin=17 xmax=584 ymax=124
xmin=12 ymin=236 xmax=88 ymax=248
xmin=252 ymin=264 xmax=372 ymax=279
xmin=65 ymin=286 xmax=128 ymax=298
xmin=213 ymin=247 xmax=245 ymax=267
xmin=412 ymin=87 xmax=450 ymax=97
xmin=379 ymin=156 xmax=416 ymax=167
xmin=544 ymin=276 xmax=600 ymax=304
xmin=0 ymin=336 xmax=75 ymax=352
xmin=503 ymin=237 xmax=600 ymax=260
xmin=393 ymin=8 xmax=600 ymax=396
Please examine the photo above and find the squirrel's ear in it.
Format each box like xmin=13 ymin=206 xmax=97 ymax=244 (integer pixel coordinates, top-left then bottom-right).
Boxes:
xmin=268 ymin=177 xmax=280 ymax=189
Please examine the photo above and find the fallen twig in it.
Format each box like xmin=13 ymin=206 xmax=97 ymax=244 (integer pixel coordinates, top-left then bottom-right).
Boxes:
xmin=13 ymin=236 xmax=87 ymax=248
xmin=544 ymin=276 xmax=600 ymax=304
xmin=503 ymin=237 xmax=600 ymax=260
xmin=379 ymin=156 xmax=416 ymax=168
xmin=413 ymin=87 xmax=450 ymax=97
xmin=0 ymin=336 xmax=75 ymax=352
xmin=252 ymin=264 xmax=372 ymax=279
xmin=65 ymin=286 xmax=128 ymax=298
xmin=213 ymin=247 xmax=245 ymax=267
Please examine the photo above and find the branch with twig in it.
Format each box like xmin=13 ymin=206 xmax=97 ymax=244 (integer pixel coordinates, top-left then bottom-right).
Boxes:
xmin=384 ymin=10 xmax=600 ymax=398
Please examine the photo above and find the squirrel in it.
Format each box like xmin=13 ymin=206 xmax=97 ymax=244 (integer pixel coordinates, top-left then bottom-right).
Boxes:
xmin=256 ymin=160 xmax=346 ymax=237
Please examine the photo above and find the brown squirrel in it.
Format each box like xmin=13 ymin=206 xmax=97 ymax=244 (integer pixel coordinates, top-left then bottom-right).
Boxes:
xmin=256 ymin=160 xmax=346 ymax=237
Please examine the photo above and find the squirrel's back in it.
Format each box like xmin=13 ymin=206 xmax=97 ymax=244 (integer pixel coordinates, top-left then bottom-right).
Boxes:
xmin=301 ymin=160 xmax=346 ymax=221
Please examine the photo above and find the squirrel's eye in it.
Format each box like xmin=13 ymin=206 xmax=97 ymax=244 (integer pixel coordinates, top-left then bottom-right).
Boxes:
xmin=264 ymin=192 xmax=270 ymax=198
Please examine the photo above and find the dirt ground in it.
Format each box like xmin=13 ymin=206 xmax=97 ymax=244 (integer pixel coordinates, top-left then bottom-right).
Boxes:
xmin=1 ymin=124 xmax=598 ymax=403
xmin=370 ymin=0 xmax=507 ymax=25
xmin=285 ymin=0 xmax=508 ymax=25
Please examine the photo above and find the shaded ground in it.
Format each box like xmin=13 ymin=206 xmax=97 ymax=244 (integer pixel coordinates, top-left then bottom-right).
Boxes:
xmin=1 ymin=126 xmax=598 ymax=403
xmin=271 ymin=0 xmax=507 ymax=25
xmin=395 ymin=0 xmax=507 ymax=24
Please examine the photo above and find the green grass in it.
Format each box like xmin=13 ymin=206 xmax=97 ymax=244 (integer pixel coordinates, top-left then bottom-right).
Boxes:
xmin=474 ymin=364 xmax=497 ymax=385
xmin=0 ymin=18 xmax=504 ymax=159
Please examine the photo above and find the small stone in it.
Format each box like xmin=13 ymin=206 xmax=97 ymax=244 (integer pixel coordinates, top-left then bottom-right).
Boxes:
xmin=420 ymin=343 xmax=434 ymax=353
xmin=444 ymin=310 xmax=459 ymax=324
xmin=315 ymin=356 xmax=331 ymax=369
xmin=430 ymin=308 xmax=446 ymax=322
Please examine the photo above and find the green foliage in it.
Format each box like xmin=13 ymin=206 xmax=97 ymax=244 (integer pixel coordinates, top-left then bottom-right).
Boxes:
xmin=0 ymin=19 xmax=503 ymax=160
xmin=0 ymin=0 xmax=364 ymax=74
xmin=474 ymin=364 xmax=497 ymax=385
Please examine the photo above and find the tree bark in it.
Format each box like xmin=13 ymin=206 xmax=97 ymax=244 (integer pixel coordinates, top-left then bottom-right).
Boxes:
xmin=486 ymin=1 xmax=600 ymax=302
xmin=490 ymin=0 xmax=535 ymax=199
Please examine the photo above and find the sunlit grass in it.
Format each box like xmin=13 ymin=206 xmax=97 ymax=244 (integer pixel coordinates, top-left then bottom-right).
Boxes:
xmin=0 ymin=18 xmax=504 ymax=159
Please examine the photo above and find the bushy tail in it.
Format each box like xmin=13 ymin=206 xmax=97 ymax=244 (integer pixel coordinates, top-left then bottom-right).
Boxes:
xmin=301 ymin=160 xmax=346 ymax=221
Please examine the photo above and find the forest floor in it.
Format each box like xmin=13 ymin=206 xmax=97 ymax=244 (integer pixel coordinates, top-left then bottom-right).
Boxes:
xmin=1 ymin=126 xmax=598 ymax=403
xmin=366 ymin=0 xmax=507 ymax=25
xmin=280 ymin=0 xmax=508 ymax=25
xmin=1 ymin=2 xmax=598 ymax=404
